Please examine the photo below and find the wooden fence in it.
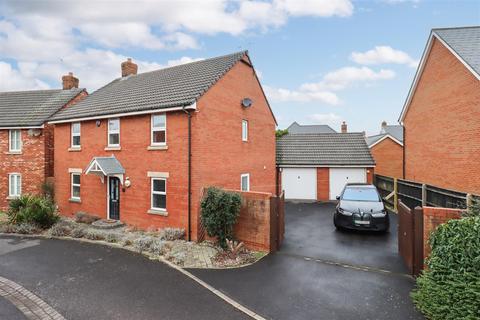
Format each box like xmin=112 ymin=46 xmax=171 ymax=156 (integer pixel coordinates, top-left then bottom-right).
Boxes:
xmin=374 ymin=174 xmax=476 ymax=211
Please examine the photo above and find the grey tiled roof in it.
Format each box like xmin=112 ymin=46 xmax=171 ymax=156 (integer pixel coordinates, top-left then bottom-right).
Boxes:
xmin=50 ymin=51 xmax=248 ymax=121
xmin=381 ymin=125 xmax=403 ymax=142
xmin=88 ymin=156 xmax=125 ymax=175
xmin=286 ymin=122 xmax=336 ymax=134
xmin=277 ymin=133 xmax=375 ymax=166
xmin=433 ymin=26 xmax=480 ymax=75
xmin=366 ymin=134 xmax=384 ymax=147
xmin=0 ymin=88 xmax=84 ymax=127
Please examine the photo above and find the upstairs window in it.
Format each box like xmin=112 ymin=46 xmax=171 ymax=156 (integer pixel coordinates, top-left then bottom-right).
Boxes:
xmin=151 ymin=114 xmax=166 ymax=145
xmin=8 ymin=173 xmax=21 ymax=197
xmin=241 ymin=173 xmax=250 ymax=192
xmin=242 ymin=120 xmax=248 ymax=142
xmin=108 ymin=118 xmax=120 ymax=147
xmin=71 ymin=122 xmax=81 ymax=148
xmin=9 ymin=130 xmax=21 ymax=152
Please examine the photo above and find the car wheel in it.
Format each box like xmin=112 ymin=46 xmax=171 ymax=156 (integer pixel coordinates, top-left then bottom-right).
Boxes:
xmin=333 ymin=215 xmax=342 ymax=230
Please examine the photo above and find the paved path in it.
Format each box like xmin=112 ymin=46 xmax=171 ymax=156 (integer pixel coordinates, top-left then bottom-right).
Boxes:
xmin=190 ymin=202 xmax=424 ymax=320
xmin=0 ymin=235 xmax=249 ymax=320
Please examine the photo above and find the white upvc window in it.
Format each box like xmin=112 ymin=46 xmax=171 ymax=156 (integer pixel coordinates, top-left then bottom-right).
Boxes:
xmin=151 ymin=178 xmax=167 ymax=211
xmin=71 ymin=173 xmax=81 ymax=200
xmin=241 ymin=173 xmax=250 ymax=192
xmin=242 ymin=120 xmax=248 ymax=142
xmin=151 ymin=114 xmax=166 ymax=145
xmin=8 ymin=173 xmax=21 ymax=197
xmin=108 ymin=118 xmax=120 ymax=147
xmin=9 ymin=130 xmax=22 ymax=152
xmin=71 ymin=122 xmax=81 ymax=148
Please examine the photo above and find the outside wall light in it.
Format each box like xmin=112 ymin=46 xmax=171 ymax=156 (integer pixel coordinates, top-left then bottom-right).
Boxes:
xmin=124 ymin=177 xmax=131 ymax=188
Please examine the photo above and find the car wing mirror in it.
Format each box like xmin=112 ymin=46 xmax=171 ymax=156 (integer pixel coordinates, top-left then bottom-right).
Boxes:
xmin=336 ymin=196 xmax=340 ymax=200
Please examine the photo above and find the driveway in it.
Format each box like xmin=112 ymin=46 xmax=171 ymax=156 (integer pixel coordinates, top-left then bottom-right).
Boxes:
xmin=190 ymin=202 xmax=423 ymax=320
xmin=0 ymin=236 xmax=249 ymax=320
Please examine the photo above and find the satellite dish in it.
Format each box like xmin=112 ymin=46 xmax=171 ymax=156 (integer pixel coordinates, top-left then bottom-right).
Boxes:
xmin=241 ymin=98 xmax=253 ymax=108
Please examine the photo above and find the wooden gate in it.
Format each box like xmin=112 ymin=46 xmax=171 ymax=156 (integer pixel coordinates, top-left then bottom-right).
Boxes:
xmin=398 ymin=200 xmax=424 ymax=276
xmin=270 ymin=191 xmax=285 ymax=252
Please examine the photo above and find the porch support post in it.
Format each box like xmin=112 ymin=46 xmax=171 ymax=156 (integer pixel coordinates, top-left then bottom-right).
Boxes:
xmin=421 ymin=184 xmax=427 ymax=207
xmin=393 ymin=178 xmax=398 ymax=213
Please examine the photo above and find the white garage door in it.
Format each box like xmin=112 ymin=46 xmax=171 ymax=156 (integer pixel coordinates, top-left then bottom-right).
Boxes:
xmin=329 ymin=168 xmax=366 ymax=200
xmin=282 ymin=168 xmax=317 ymax=200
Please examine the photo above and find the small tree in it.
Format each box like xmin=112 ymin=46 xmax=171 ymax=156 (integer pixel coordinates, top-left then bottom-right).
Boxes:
xmin=275 ymin=129 xmax=288 ymax=138
xmin=200 ymin=187 xmax=241 ymax=248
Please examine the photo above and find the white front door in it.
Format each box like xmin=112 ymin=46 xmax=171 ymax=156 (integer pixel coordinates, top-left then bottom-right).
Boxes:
xmin=281 ymin=168 xmax=317 ymax=200
xmin=329 ymin=168 xmax=366 ymax=200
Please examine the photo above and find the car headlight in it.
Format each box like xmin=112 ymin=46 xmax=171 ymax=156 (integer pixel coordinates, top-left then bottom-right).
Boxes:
xmin=371 ymin=210 xmax=387 ymax=218
xmin=338 ymin=207 xmax=353 ymax=216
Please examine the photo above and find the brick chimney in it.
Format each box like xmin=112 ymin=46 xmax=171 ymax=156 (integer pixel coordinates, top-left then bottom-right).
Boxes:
xmin=381 ymin=120 xmax=387 ymax=129
xmin=341 ymin=121 xmax=347 ymax=133
xmin=62 ymin=72 xmax=79 ymax=90
xmin=121 ymin=58 xmax=138 ymax=77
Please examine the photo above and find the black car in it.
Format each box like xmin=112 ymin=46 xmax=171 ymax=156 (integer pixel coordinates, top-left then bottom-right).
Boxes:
xmin=333 ymin=183 xmax=389 ymax=232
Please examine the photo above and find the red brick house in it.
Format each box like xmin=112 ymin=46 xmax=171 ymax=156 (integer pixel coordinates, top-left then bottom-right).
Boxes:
xmin=367 ymin=121 xmax=403 ymax=178
xmin=399 ymin=26 xmax=480 ymax=194
xmin=48 ymin=51 xmax=277 ymax=241
xmin=277 ymin=122 xmax=375 ymax=201
xmin=0 ymin=74 xmax=86 ymax=211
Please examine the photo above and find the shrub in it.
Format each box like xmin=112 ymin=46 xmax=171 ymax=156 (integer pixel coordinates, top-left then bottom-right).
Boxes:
xmin=74 ymin=212 xmax=100 ymax=224
xmin=8 ymin=195 xmax=59 ymax=229
xmin=105 ymin=233 xmax=122 ymax=243
xmin=120 ymin=235 xmax=135 ymax=247
xmin=48 ymin=223 xmax=72 ymax=237
xmin=159 ymin=228 xmax=185 ymax=241
xmin=40 ymin=180 xmax=55 ymax=200
xmin=149 ymin=239 xmax=167 ymax=256
xmin=132 ymin=236 xmax=154 ymax=253
xmin=71 ymin=226 xmax=86 ymax=238
xmin=200 ymin=187 xmax=241 ymax=248
xmin=464 ymin=197 xmax=480 ymax=217
xmin=411 ymin=216 xmax=480 ymax=319
xmin=84 ymin=229 xmax=105 ymax=241
xmin=13 ymin=223 xmax=41 ymax=234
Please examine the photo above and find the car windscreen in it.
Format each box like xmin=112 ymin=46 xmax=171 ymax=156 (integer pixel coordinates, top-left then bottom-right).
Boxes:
xmin=342 ymin=187 xmax=380 ymax=202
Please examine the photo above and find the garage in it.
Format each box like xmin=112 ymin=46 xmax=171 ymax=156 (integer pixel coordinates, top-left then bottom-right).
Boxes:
xmin=329 ymin=168 xmax=366 ymax=200
xmin=281 ymin=168 xmax=317 ymax=200
xmin=276 ymin=124 xmax=375 ymax=201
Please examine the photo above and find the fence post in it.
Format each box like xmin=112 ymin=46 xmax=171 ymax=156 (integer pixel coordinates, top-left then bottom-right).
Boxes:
xmin=466 ymin=193 xmax=473 ymax=209
xmin=393 ymin=178 xmax=398 ymax=212
xmin=421 ymin=184 xmax=427 ymax=207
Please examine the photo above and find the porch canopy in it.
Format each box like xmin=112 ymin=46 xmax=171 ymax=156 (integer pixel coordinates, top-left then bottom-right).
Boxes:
xmin=85 ymin=156 xmax=125 ymax=184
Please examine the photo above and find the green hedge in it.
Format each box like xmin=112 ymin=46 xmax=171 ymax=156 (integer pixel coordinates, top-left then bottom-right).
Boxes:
xmin=411 ymin=216 xmax=480 ymax=319
xmin=200 ymin=187 xmax=241 ymax=248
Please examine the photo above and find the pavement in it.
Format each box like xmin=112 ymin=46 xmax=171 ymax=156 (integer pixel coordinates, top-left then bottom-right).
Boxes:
xmin=190 ymin=202 xmax=424 ymax=320
xmin=0 ymin=236 xmax=249 ymax=320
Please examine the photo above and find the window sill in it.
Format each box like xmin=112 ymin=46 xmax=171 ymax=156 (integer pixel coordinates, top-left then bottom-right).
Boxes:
xmin=68 ymin=147 xmax=81 ymax=152
xmin=148 ymin=209 xmax=168 ymax=216
xmin=69 ymin=198 xmax=81 ymax=203
xmin=6 ymin=151 xmax=22 ymax=155
xmin=147 ymin=145 xmax=168 ymax=151
xmin=6 ymin=196 xmax=20 ymax=200
xmin=105 ymin=146 xmax=121 ymax=151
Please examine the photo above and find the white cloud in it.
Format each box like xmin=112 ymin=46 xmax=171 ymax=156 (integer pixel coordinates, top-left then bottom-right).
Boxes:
xmin=276 ymin=0 xmax=353 ymax=17
xmin=0 ymin=61 xmax=50 ymax=91
xmin=265 ymin=66 xmax=394 ymax=105
xmin=350 ymin=46 xmax=419 ymax=68
xmin=307 ymin=112 xmax=342 ymax=128
xmin=264 ymin=86 xmax=340 ymax=105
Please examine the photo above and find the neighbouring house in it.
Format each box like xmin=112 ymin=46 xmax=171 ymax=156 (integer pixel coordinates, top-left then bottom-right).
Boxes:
xmin=286 ymin=121 xmax=336 ymax=134
xmin=366 ymin=121 xmax=404 ymax=178
xmin=277 ymin=122 xmax=375 ymax=201
xmin=48 ymin=51 xmax=277 ymax=242
xmin=0 ymin=73 xmax=86 ymax=211
xmin=399 ymin=26 xmax=480 ymax=194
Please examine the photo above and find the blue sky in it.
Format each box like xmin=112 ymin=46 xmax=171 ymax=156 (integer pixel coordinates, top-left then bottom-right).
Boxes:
xmin=0 ymin=0 xmax=478 ymax=133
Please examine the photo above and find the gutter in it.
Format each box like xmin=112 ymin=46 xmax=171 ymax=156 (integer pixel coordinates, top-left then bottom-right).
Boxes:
xmin=182 ymin=106 xmax=192 ymax=241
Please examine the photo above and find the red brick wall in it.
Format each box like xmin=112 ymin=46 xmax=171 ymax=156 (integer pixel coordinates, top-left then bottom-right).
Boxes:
xmin=190 ymin=57 xmax=277 ymax=239
xmin=422 ymin=206 xmax=462 ymax=259
xmin=54 ymin=57 xmax=277 ymax=241
xmin=233 ymin=190 xmax=272 ymax=252
xmin=404 ymin=38 xmax=480 ymax=194
xmin=370 ymin=138 xmax=403 ymax=178
xmin=0 ymin=129 xmax=46 ymax=211
xmin=367 ymin=168 xmax=374 ymax=184
xmin=317 ymin=168 xmax=329 ymax=201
